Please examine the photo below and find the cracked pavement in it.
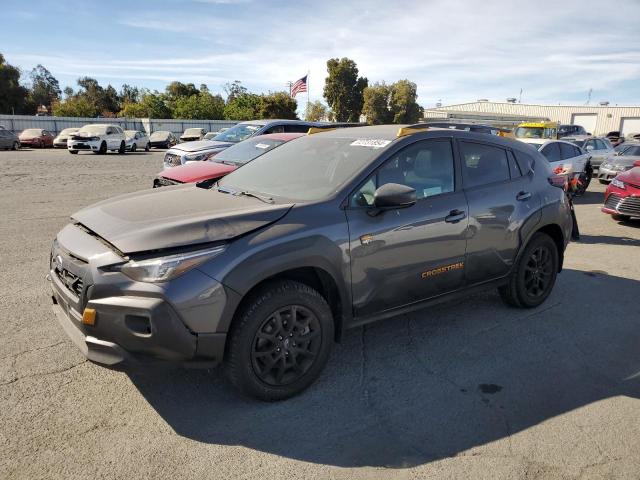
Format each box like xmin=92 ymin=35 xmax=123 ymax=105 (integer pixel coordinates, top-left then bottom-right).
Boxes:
xmin=1 ymin=149 xmax=639 ymax=479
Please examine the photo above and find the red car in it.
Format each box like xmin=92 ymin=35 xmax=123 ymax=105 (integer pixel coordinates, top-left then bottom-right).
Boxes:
xmin=18 ymin=128 xmax=55 ymax=148
xmin=602 ymin=159 xmax=640 ymax=221
xmin=153 ymin=132 xmax=304 ymax=187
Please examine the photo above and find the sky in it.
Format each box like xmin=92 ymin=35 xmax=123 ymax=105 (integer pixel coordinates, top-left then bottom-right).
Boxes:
xmin=2 ymin=0 xmax=640 ymax=110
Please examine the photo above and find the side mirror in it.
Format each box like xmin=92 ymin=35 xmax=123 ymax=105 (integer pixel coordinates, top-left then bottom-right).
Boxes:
xmin=368 ymin=183 xmax=416 ymax=216
xmin=585 ymin=145 xmax=594 ymax=152
xmin=634 ymin=160 xmax=640 ymax=167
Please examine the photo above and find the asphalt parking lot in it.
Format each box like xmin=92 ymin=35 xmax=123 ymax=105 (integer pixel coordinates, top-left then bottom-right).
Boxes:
xmin=1 ymin=148 xmax=639 ymax=480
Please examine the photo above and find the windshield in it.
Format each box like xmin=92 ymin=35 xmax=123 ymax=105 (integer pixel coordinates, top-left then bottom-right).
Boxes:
xmin=150 ymin=131 xmax=169 ymax=140
xmin=125 ymin=130 xmax=137 ymax=138
xmin=79 ymin=125 xmax=108 ymax=135
xmin=515 ymin=127 xmax=556 ymax=139
xmin=218 ymin=135 xmax=385 ymax=201
xmin=620 ymin=145 xmax=640 ymax=156
xmin=59 ymin=128 xmax=78 ymax=135
xmin=213 ymin=124 xmax=262 ymax=143
xmin=22 ymin=129 xmax=41 ymax=135
xmin=184 ymin=128 xmax=202 ymax=135
xmin=214 ymin=137 xmax=287 ymax=165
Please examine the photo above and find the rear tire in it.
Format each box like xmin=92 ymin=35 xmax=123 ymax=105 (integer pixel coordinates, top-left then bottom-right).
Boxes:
xmin=145 ymin=143 xmax=150 ymax=152
xmin=225 ymin=280 xmax=334 ymax=401
xmin=118 ymin=141 xmax=126 ymax=154
xmin=499 ymin=232 xmax=559 ymax=309
xmin=12 ymin=142 xmax=19 ymax=150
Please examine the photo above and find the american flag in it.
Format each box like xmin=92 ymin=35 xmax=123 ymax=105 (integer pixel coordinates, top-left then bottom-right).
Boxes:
xmin=290 ymin=75 xmax=308 ymax=97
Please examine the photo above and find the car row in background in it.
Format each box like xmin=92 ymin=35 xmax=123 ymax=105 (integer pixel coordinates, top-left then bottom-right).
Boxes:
xmin=163 ymin=119 xmax=325 ymax=168
xmin=598 ymin=143 xmax=640 ymax=183
xmin=125 ymin=130 xmax=150 ymax=152
xmin=0 ymin=128 xmax=20 ymax=150
xmin=561 ymin=136 xmax=615 ymax=171
xmin=19 ymin=128 xmax=55 ymax=148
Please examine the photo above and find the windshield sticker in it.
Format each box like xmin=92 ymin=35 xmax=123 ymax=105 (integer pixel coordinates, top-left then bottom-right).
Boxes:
xmin=350 ymin=139 xmax=392 ymax=149
xmin=254 ymin=143 xmax=271 ymax=149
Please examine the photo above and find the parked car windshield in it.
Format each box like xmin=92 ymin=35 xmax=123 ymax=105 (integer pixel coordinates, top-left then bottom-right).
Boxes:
xmin=150 ymin=131 xmax=170 ymax=140
xmin=59 ymin=128 xmax=78 ymax=135
xmin=22 ymin=129 xmax=42 ymax=135
xmin=214 ymin=137 xmax=287 ymax=165
xmin=79 ymin=125 xmax=108 ymax=135
xmin=218 ymin=135 xmax=384 ymax=201
xmin=619 ymin=145 xmax=640 ymax=156
xmin=515 ymin=127 xmax=556 ymax=139
xmin=213 ymin=124 xmax=262 ymax=143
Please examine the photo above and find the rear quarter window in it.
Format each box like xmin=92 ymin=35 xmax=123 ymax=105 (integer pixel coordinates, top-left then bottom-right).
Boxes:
xmin=541 ymin=143 xmax=562 ymax=162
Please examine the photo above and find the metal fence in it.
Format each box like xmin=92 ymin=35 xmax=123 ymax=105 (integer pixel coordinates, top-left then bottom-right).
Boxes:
xmin=0 ymin=114 xmax=239 ymax=136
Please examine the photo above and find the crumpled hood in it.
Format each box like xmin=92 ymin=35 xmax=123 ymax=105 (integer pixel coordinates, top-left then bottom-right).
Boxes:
xmin=71 ymin=185 xmax=293 ymax=254
xmin=171 ymin=140 xmax=233 ymax=153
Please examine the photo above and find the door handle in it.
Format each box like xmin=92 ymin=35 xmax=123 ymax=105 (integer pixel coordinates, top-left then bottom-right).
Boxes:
xmin=516 ymin=191 xmax=531 ymax=201
xmin=445 ymin=209 xmax=466 ymax=223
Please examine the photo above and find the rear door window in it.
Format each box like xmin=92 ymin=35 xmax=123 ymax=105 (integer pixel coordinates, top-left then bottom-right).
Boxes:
xmin=541 ymin=142 xmax=562 ymax=162
xmin=459 ymin=141 xmax=510 ymax=188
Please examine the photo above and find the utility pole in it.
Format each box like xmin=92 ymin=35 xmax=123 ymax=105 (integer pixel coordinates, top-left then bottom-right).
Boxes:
xmin=285 ymin=81 xmax=293 ymax=97
xmin=518 ymin=88 xmax=523 ymax=103
xmin=586 ymin=88 xmax=593 ymax=105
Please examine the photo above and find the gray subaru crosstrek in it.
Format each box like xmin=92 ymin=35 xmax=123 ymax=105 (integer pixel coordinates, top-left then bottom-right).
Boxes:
xmin=49 ymin=125 xmax=573 ymax=401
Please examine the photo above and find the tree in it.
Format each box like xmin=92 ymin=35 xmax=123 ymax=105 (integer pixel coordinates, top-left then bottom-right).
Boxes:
xmin=305 ymin=100 xmax=328 ymax=121
xmin=389 ymin=80 xmax=423 ymax=124
xmin=362 ymin=82 xmax=392 ymax=125
xmin=120 ymin=92 xmax=171 ymax=118
xmin=165 ymin=81 xmax=198 ymax=100
xmin=63 ymin=86 xmax=74 ymax=99
xmin=174 ymin=92 xmax=225 ymax=119
xmin=51 ymin=97 xmax=97 ymax=117
xmin=0 ymin=53 xmax=29 ymax=114
xmin=28 ymin=64 xmax=61 ymax=110
xmin=101 ymin=85 xmax=120 ymax=115
xmin=258 ymin=92 xmax=298 ymax=119
xmin=120 ymin=84 xmax=140 ymax=104
xmin=223 ymin=80 xmax=248 ymax=102
xmin=323 ymin=57 xmax=368 ymax=122
xmin=223 ymin=93 xmax=261 ymax=120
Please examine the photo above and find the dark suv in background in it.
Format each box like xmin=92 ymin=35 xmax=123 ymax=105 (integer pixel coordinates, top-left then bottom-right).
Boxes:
xmin=49 ymin=125 xmax=573 ymax=401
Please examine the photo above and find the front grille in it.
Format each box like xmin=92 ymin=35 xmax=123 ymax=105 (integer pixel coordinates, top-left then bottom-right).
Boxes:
xmin=54 ymin=265 xmax=84 ymax=298
xmin=153 ymin=177 xmax=180 ymax=188
xmin=164 ymin=153 xmax=182 ymax=167
xmin=605 ymin=193 xmax=640 ymax=216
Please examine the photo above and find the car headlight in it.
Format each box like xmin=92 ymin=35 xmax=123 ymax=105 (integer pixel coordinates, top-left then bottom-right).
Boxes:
xmin=610 ymin=178 xmax=626 ymax=189
xmin=109 ymin=245 xmax=225 ymax=283
xmin=184 ymin=151 xmax=217 ymax=162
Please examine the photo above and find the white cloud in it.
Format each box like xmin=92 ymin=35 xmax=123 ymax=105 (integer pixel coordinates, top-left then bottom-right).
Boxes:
xmin=6 ymin=0 xmax=640 ymax=106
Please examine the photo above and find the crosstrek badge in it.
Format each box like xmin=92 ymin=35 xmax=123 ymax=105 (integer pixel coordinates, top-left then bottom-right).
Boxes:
xmin=421 ymin=262 xmax=464 ymax=278
xmin=350 ymin=139 xmax=392 ymax=148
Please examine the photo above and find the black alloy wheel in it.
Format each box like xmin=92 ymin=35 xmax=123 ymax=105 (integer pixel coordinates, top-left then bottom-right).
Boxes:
xmin=251 ymin=305 xmax=322 ymax=386
xmin=523 ymin=245 xmax=554 ymax=298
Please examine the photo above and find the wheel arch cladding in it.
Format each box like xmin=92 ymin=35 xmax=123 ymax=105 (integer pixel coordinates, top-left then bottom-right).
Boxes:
xmin=228 ymin=266 xmax=345 ymax=343
xmin=534 ymin=223 xmax=565 ymax=272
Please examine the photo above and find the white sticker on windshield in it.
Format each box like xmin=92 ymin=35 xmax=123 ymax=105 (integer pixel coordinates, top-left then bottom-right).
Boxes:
xmin=350 ymin=139 xmax=392 ymax=149
xmin=254 ymin=143 xmax=271 ymax=149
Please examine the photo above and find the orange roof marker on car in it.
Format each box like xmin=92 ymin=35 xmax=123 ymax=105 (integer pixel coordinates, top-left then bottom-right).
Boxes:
xmin=396 ymin=126 xmax=429 ymax=138
xmin=307 ymin=127 xmax=336 ymax=135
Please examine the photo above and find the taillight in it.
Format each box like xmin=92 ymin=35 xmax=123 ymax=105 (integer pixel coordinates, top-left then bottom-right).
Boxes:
xmin=553 ymin=166 xmax=564 ymax=174
xmin=548 ymin=174 xmax=567 ymax=190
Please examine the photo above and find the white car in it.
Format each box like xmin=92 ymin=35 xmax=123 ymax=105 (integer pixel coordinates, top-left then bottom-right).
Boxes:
xmin=68 ymin=124 xmax=127 ymax=155
xmin=124 ymin=130 xmax=150 ymax=152
xmin=53 ymin=128 xmax=79 ymax=148
xmin=524 ymin=139 xmax=591 ymax=192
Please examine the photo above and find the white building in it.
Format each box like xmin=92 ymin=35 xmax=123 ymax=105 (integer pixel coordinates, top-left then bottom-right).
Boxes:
xmin=423 ymin=101 xmax=640 ymax=136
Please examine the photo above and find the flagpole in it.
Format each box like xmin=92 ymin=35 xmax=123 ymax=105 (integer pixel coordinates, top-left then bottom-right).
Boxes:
xmin=307 ymin=70 xmax=310 ymax=119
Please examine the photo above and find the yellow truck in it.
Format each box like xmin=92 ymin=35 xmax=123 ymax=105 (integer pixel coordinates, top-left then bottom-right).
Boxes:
xmin=514 ymin=121 xmax=558 ymax=142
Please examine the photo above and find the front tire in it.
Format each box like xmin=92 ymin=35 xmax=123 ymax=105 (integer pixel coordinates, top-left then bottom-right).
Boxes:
xmin=225 ymin=280 xmax=334 ymax=401
xmin=612 ymin=214 xmax=631 ymax=222
xmin=118 ymin=141 xmax=126 ymax=154
xmin=598 ymin=179 xmax=609 ymax=185
xmin=96 ymin=141 xmax=107 ymax=154
xmin=499 ymin=232 xmax=559 ymax=308
xmin=131 ymin=143 xmax=137 ymax=152
xmin=12 ymin=141 xmax=19 ymax=150
xmin=69 ymin=150 xmax=78 ymax=154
